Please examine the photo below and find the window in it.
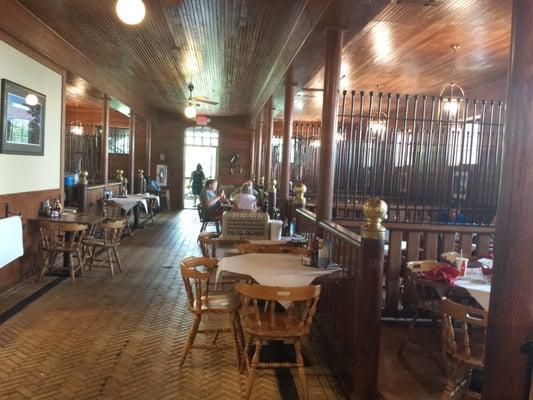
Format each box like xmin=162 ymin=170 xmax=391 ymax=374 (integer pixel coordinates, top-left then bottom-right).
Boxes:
xmin=185 ymin=126 xmax=219 ymax=147
xmin=108 ymin=128 xmax=130 ymax=154
xmin=7 ymin=118 xmax=31 ymax=143
xmin=446 ymin=124 xmax=480 ymax=166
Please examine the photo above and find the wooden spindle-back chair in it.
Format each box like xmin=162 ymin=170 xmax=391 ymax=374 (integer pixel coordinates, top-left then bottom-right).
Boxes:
xmin=440 ymin=298 xmax=487 ymax=400
xmin=235 ymin=283 xmax=321 ymax=400
xmin=84 ymin=219 xmax=126 ymax=278
xmin=398 ymin=260 xmax=441 ymax=357
xmin=38 ymin=222 xmax=88 ymax=284
xmin=197 ymin=232 xmax=220 ymax=259
xmin=237 ymin=242 xmax=308 ymax=256
xmin=101 ymin=200 xmax=133 ymax=237
xmin=179 ymin=257 xmax=243 ymax=368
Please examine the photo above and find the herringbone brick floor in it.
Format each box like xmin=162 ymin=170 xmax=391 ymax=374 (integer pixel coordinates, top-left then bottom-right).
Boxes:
xmin=0 ymin=211 xmax=345 ymax=400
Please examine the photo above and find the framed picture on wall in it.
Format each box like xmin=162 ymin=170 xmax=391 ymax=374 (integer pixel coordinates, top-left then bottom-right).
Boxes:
xmin=0 ymin=79 xmax=46 ymax=155
xmin=156 ymin=164 xmax=168 ymax=187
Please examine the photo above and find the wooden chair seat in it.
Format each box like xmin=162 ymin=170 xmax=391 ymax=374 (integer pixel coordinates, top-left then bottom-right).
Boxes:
xmin=235 ymin=283 xmax=321 ymax=400
xmin=180 ymin=257 xmax=243 ymax=368
xmin=244 ymin=313 xmax=312 ymax=339
xmin=193 ymin=292 xmax=240 ymax=312
xmin=84 ymin=219 xmax=126 ymax=278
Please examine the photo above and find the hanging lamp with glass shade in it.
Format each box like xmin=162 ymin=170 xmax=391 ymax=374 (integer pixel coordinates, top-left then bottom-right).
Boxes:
xmin=440 ymin=44 xmax=465 ymax=116
xmin=69 ymin=105 xmax=84 ymax=135
xmin=369 ymin=111 xmax=388 ymax=139
xmin=116 ymin=0 xmax=145 ymax=25
xmin=184 ymin=101 xmax=197 ymax=119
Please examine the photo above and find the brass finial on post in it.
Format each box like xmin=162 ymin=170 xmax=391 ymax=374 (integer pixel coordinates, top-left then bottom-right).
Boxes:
xmin=293 ymin=182 xmax=307 ymax=209
xmin=116 ymin=169 xmax=124 ymax=182
xmin=269 ymin=178 xmax=277 ymax=193
xmin=137 ymin=169 xmax=144 ymax=177
xmin=361 ymin=198 xmax=387 ymax=240
xmin=79 ymin=170 xmax=89 ymax=185
xmin=259 ymin=176 xmax=265 ymax=189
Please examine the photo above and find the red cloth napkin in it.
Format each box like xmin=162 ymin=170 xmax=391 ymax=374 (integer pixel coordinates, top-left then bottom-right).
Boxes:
xmin=422 ymin=264 xmax=461 ymax=284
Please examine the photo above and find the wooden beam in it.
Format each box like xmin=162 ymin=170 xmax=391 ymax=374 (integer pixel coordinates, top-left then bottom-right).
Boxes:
xmin=483 ymin=0 xmax=533 ymax=398
xmin=256 ymin=112 xmax=264 ymax=183
xmin=280 ymin=66 xmax=295 ymax=207
xmin=264 ymin=97 xmax=274 ymax=188
xmin=146 ymin=119 xmax=152 ymax=177
xmin=317 ymin=27 xmax=343 ymax=221
xmin=129 ymin=112 xmax=136 ymax=194
xmin=101 ymin=95 xmax=110 ymax=185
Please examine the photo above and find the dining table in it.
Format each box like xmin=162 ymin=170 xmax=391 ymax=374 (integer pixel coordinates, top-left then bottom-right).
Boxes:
xmin=29 ymin=212 xmax=104 ymax=270
xmin=109 ymin=195 xmax=148 ymax=228
xmin=216 ymin=253 xmax=342 ymax=307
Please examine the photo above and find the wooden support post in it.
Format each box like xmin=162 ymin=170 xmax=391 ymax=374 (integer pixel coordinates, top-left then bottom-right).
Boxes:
xmin=129 ymin=111 xmax=136 ymax=194
xmin=264 ymin=96 xmax=274 ymax=189
xmin=281 ymin=66 xmax=295 ymax=214
xmin=256 ymin=113 xmax=264 ymax=183
xmin=146 ymin=119 xmax=152 ymax=177
xmin=268 ymin=179 xmax=277 ymax=219
xmin=353 ymin=198 xmax=387 ymax=399
xmin=101 ymin=95 xmax=110 ymax=185
xmin=483 ymin=1 xmax=533 ymax=398
xmin=250 ymin=121 xmax=256 ymax=182
xmin=317 ymin=27 xmax=343 ymax=221
xmin=136 ymin=169 xmax=145 ymax=194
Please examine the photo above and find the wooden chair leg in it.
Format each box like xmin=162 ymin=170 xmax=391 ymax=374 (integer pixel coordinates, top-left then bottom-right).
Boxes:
xmin=69 ymin=253 xmax=76 ymax=285
xmin=240 ymin=337 xmax=251 ymax=374
xmin=398 ymin=312 xmax=419 ymax=356
xmin=76 ymin=250 xmax=85 ymax=277
xmin=295 ymin=339 xmax=309 ymax=400
xmin=113 ymin=247 xmax=123 ymax=273
xmin=229 ymin=313 xmax=241 ymax=369
xmin=245 ymin=338 xmax=262 ymax=400
xmin=180 ymin=314 xmax=201 ymax=367
xmin=106 ymin=248 xmax=115 ymax=278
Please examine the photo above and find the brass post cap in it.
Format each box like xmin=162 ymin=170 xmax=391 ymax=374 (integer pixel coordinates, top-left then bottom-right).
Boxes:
xmin=79 ymin=170 xmax=89 ymax=184
xmin=362 ymin=198 xmax=388 ymax=239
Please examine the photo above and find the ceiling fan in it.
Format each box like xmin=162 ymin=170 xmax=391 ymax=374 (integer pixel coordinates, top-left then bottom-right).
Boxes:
xmin=187 ymin=84 xmax=218 ymax=106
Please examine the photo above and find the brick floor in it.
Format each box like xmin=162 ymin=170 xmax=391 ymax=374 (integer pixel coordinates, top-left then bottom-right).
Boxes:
xmin=0 ymin=211 xmax=345 ymax=400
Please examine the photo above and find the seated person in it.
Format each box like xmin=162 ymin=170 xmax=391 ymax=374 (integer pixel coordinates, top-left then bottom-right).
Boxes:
xmin=230 ymin=179 xmax=259 ymax=200
xmin=233 ymin=183 xmax=257 ymax=211
xmin=439 ymin=201 xmax=466 ymax=224
xmin=200 ymin=179 xmax=226 ymax=219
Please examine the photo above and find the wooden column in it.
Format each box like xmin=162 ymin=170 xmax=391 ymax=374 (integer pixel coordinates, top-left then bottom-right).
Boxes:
xmin=280 ymin=66 xmax=295 ymax=210
xmin=317 ymin=27 xmax=343 ymax=221
xmin=353 ymin=199 xmax=387 ymax=399
xmin=146 ymin=119 xmax=152 ymax=177
xmin=250 ymin=121 xmax=256 ymax=181
xmin=129 ymin=111 xmax=136 ymax=194
xmin=256 ymin=113 xmax=264 ymax=183
xmin=264 ymin=97 xmax=274 ymax=189
xmin=483 ymin=1 xmax=533 ymax=398
xmin=101 ymin=95 xmax=110 ymax=185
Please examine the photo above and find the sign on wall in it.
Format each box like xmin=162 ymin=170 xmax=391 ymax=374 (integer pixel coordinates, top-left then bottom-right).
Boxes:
xmin=156 ymin=164 xmax=168 ymax=187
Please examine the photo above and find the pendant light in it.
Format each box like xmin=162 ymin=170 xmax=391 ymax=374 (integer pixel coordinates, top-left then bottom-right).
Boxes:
xmin=69 ymin=105 xmax=84 ymax=135
xmin=184 ymin=102 xmax=197 ymax=119
xmin=116 ymin=0 xmax=145 ymax=25
xmin=440 ymin=44 xmax=465 ymax=116
xmin=25 ymin=94 xmax=38 ymax=106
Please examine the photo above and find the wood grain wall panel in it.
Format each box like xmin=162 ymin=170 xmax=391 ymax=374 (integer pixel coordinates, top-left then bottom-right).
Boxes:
xmin=0 ymin=188 xmax=60 ymax=293
xmin=84 ymin=182 xmax=122 ymax=215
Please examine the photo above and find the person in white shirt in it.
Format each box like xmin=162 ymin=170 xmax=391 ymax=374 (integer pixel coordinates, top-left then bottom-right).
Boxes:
xmin=233 ymin=183 xmax=257 ymax=211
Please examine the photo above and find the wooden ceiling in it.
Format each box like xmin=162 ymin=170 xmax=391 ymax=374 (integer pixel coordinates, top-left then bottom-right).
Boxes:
xmin=18 ymin=0 xmax=331 ymax=117
xmin=275 ymin=0 xmax=512 ymax=120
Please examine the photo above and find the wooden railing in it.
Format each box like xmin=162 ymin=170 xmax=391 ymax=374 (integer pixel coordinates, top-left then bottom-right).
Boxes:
xmin=338 ymin=219 xmax=496 ymax=315
xmin=295 ymin=206 xmax=384 ymax=398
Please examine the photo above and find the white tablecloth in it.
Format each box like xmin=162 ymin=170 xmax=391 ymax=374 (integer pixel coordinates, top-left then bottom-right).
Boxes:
xmin=134 ymin=193 xmax=160 ymax=207
xmin=110 ymin=195 xmax=148 ymax=212
xmin=216 ymin=253 xmax=341 ymax=289
xmin=455 ymin=278 xmax=491 ymax=310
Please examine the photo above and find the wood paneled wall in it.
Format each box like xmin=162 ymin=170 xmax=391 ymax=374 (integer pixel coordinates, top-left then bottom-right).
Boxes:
xmin=65 ymin=106 xmax=129 ymax=128
xmin=0 ymin=189 xmax=61 ymax=293
xmin=151 ymin=115 xmax=252 ymax=210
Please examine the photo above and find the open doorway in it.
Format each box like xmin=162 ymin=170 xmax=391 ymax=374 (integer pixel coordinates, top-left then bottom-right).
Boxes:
xmin=183 ymin=126 xmax=219 ymax=209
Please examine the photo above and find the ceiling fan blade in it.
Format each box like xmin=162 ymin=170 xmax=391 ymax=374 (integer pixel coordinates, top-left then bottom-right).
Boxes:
xmin=193 ymin=97 xmax=219 ymax=105
xmin=302 ymin=87 xmax=324 ymax=92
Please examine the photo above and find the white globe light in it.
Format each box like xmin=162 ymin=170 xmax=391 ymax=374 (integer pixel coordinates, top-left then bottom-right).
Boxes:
xmin=444 ymin=98 xmax=459 ymax=115
xmin=25 ymin=94 xmax=38 ymax=106
xmin=116 ymin=0 xmax=145 ymax=25
xmin=184 ymin=104 xmax=197 ymax=119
